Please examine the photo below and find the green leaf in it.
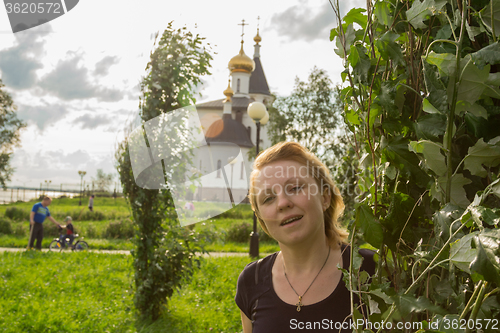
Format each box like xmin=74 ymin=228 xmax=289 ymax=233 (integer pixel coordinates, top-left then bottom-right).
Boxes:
xmin=343 ymin=8 xmax=368 ymax=28
xmin=470 ymin=206 xmax=500 ymax=227
xmin=450 ymin=233 xmax=478 ymax=273
xmin=414 ymin=113 xmax=447 ymax=140
xmin=437 ymin=174 xmax=472 ymax=208
xmin=375 ymin=31 xmax=404 ymax=65
xmin=393 ymin=294 xmax=446 ymax=318
xmin=470 ymin=235 xmax=500 ymax=286
xmin=407 ymin=0 xmax=446 ymax=29
xmin=471 ymin=42 xmax=500 ymax=68
xmin=422 ymin=60 xmax=448 ymax=113
xmin=330 ymin=28 xmax=338 ymax=42
xmin=456 ymin=61 xmax=491 ymax=105
xmin=356 ymin=204 xmax=384 ymax=249
xmin=463 ymin=137 xmax=500 ymax=177
xmin=383 ymin=136 xmax=432 ymax=188
xmin=422 ymin=98 xmax=442 ymax=114
xmin=426 ymin=51 xmax=456 ymax=76
xmin=480 ymin=0 xmax=500 ymax=36
xmin=374 ymin=0 xmax=394 ymax=27
xmin=409 ymin=140 xmax=446 ymax=176
xmin=455 ymin=101 xmax=488 ymax=119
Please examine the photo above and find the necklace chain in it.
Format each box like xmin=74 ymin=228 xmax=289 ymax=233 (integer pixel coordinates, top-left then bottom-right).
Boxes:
xmin=282 ymin=246 xmax=331 ymax=312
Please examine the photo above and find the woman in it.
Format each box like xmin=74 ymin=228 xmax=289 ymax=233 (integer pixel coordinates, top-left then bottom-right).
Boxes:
xmin=235 ymin=142 xmax=375 ymax=332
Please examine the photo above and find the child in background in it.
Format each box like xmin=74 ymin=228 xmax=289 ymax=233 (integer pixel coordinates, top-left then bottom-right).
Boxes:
xmin=61 ymin=216 xmax=75 ymax=247
xmin=88 ymin=195 xmax=94 ymax=212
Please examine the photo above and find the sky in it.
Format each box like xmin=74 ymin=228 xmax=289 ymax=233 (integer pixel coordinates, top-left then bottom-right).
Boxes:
xmin=0 ymin=0 xmax=365 ymax=190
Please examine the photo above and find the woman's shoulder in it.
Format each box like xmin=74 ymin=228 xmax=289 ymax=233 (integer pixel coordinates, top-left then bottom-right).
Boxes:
xmin=238 ymin=252 xmax=278 ymax=285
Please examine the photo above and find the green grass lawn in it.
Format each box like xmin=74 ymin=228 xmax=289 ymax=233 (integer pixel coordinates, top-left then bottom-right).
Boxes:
xmin=0 ymin=250 xmax=256 ymax=332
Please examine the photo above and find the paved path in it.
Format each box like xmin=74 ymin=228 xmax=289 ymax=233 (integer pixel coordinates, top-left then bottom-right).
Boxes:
xmin=0 ymin=247 xmax=256 ymax=257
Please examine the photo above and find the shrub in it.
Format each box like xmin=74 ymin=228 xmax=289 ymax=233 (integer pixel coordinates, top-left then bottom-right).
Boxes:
xmin=4 ymin=207 xmax=29 ymax=221
xmin=85 ymin=224 xmax=99 ymax=238
xmin=0 ymin=218 xmax=13 ymax=235
xmin=43 ymin=222 xmax=62 ymax=238
xmin=13 ymin=223 xmax=26 ymax=237
xmin=103 ymin=219 xmax=134 ymax=239
xmin=226 ymin=222 xmax=250 ymax=243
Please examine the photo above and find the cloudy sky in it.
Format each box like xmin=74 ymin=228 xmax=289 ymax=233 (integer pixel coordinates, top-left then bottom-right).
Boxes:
xmin=0 ymin=0 xmax=364 ymax=190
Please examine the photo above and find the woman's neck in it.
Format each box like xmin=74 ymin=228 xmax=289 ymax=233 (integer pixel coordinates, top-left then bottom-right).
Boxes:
xmin=278 ymin=237 xmax=334 ymax=275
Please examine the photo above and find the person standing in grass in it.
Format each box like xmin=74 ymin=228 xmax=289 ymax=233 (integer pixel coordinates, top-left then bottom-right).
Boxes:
xmin=88 ymin=194 xmax=94 ymax=212
xmin=29 ymin=197 xmax=61 ymax=250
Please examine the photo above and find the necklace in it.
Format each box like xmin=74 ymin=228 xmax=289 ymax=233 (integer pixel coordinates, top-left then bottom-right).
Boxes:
xmin=282 ymin=246 xmax=331 ymax=312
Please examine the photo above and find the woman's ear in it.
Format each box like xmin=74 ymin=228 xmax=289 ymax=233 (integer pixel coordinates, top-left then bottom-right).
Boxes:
xmin=322 ymin=187 xmax=331 ymax=212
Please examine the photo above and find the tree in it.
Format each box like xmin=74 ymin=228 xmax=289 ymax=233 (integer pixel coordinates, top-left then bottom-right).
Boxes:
xmin=267 ymin=67 xmax=346 ymax=170
xmin=331 ymin=0 xmax=500 ymax=329
xmin=0 ymin=79 xmax=26 ymax=188
xmin=92 ymin=169 xmax=113 ymax=192
xmin=116 ymin=23 xmax=212 ymax=322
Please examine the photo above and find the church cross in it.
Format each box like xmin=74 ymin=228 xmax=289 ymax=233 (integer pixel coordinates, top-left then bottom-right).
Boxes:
xmin=238 ymin=19 xmax=249 ymax=41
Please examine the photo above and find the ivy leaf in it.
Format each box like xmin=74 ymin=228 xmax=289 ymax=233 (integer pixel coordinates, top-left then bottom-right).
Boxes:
xmin=437 ymin=174 xmax=472 ymax=208
xmin=470 ymin=206 xmax=500 ymax=227
xmin=422 ymin=98 xmax=443 ymax=114
xmin=470 ymin=235 xmax=500 ymax=286
xmin=480 ymin=0 xmax=500 ymax=36
xmin=450 ymin=233 xmax=478 ymax=273
xmin=409 ymin=140 xmax=446 ymax=176
xmin=426 ymin=52 xmax=456 ymax=76
xmin=463 ymin=137 xmax=500 ymax=177
xmin=355 ymin=204 xmax=384 ymax=249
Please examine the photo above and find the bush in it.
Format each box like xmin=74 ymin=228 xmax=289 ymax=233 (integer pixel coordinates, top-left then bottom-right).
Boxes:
xmin=0 ymin=218 xmax=13 ymax=235
xmin=225 ymin=221 xmax=276 ymax=243
xmin=4 ymin=207 xmax=29 ymax=221
xmin=103 ymin=219 xmax=134 ymax=239
xmin=85 ymin=224 xmax=99 ymax=238
xmin=43 ymin=222 xmax=63 ymax=238
xmin=13 ymin=223 xmax=26 ymax=237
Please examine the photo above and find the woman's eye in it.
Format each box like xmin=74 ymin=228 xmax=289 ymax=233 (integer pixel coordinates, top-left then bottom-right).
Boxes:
xmin=263 ymin=196 xmax=273 ymax=204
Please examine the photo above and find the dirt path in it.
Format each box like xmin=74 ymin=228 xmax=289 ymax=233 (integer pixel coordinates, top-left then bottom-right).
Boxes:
xmin=0 ymin=247 xmax=256 ymax=257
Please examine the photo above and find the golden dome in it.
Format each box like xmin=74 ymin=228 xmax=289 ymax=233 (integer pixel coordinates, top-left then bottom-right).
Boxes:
xmin=228 ymin=42 xmax=255 ymax=73
xmin=223 ymin=79 xmax=233 ymax=102
xmin=254 ymin=30 xmax=261 ymax=44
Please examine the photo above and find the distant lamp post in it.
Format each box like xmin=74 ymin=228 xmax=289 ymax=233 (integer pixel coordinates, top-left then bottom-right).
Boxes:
xmin=247 ymin=101 xmax=269 ymax=258
xmin=78 ymin=171 xmax=86 ymax=206
xmin=228 ymin=156 xmax=237 ymax=205
xmin=44 ymin=180 xmax=51 ymax=195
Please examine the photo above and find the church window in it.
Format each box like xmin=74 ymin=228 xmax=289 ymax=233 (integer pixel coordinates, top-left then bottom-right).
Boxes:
xmin=237 ymin=79 xmax=241 ymax=92
xmin=247 ymin=126 xmax=251 ymax=138
xmin=240 ymin=161 xmax=244 ymax=179
xmin=216 ymin=160 xmax=221 ymax=178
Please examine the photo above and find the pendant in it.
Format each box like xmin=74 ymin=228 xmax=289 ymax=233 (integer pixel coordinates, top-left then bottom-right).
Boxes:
xmin=296 ymin=295 xmax=303 ymax=312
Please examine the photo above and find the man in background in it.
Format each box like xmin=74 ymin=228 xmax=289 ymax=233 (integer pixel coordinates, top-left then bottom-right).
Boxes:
xmin=29 ymin=197 xmax=61 ymax=250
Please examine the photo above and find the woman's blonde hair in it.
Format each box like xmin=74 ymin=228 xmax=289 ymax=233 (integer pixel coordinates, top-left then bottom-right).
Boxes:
xmin=249 ymin=141 xmax=348 ymax=248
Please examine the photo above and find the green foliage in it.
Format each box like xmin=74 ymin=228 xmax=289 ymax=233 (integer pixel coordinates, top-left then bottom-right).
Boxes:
xmin=331 ymin=0 xmax=500 ymax=329
xmin=92 ymin=168 xmax=114 ymax=192
xmin=103 ymin=219 xmax=135 ymax=239
xmin=4 ymin=206 xmax=28 ymax=221
xmin=0 ymin=79 xmax=26 ymax=189
xmin=0 ymin=217 xmax=13 ymax=235
xmin=116 ymin=22 xmax=212 ymax=322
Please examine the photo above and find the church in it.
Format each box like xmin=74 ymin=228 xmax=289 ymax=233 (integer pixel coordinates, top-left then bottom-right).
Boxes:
xmin=187 ymin=23 xmax=274 ymax=207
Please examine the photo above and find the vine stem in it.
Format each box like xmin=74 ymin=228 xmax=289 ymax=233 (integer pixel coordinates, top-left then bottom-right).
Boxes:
xmin=445 ymin=0 xmax=467 ymax=203
xmin=376 ymin=218 xmax=468 ymax=333
xmin=459 ymin=280 xmax=484 ymax=320
xmin=465 ymin=282 xmax=488 ymax=333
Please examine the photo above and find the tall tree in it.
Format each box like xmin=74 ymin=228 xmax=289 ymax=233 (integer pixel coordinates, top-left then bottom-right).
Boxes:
xmin=267 ymin=67 xmax=346 ymax=170
xmin=116 ymin=23 xmax=212 ymax=322
xmin=0 ymin=79 xmax=26 ymax=188
xmin=92 ymin=169 xmax=113 ymax=192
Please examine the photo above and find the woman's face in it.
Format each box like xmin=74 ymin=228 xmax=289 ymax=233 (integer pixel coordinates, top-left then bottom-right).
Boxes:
xmin=253 ymin=160 xmax=331 ymax=246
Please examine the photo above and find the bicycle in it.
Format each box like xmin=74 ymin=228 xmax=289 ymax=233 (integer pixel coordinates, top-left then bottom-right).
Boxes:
xmin=49 ymin=226 xmax=89 ymax=252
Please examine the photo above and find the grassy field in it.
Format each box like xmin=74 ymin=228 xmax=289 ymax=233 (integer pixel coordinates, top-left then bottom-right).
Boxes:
xmin=0 ymin=250 xmax=254 ymax=332
xmin=0 ymin=197 xmax=280 ymax=253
